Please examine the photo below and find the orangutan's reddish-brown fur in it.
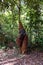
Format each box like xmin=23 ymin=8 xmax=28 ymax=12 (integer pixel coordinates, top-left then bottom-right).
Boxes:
xmin=16 ymin=21 xmax=28 ymax=54
xmin=21 ymin=35 xmax=28 ymax=54
xmin=16 ymin=33 xmax=28 ymax=54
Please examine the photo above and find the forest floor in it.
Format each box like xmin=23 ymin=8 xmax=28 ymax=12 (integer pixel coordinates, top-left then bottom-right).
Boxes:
xmin=0 ymin=48 xmax=43 ymax=65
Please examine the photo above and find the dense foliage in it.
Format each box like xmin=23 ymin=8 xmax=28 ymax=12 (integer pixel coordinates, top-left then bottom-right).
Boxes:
xmin=0 ymin=0 xmax=43 ymax=50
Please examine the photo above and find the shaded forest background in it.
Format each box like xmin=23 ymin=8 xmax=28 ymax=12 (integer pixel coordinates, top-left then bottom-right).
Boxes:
xmin=0 ymin=0 xmax=43 ymax=51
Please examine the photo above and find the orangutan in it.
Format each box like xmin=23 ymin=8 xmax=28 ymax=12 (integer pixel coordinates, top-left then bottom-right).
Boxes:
xmin=16 ymin=21 xmax=28 ymax=54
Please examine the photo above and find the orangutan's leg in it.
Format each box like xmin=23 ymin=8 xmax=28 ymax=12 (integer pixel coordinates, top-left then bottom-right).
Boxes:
xmin=21 ymin=35 xmax=28 ymax=54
